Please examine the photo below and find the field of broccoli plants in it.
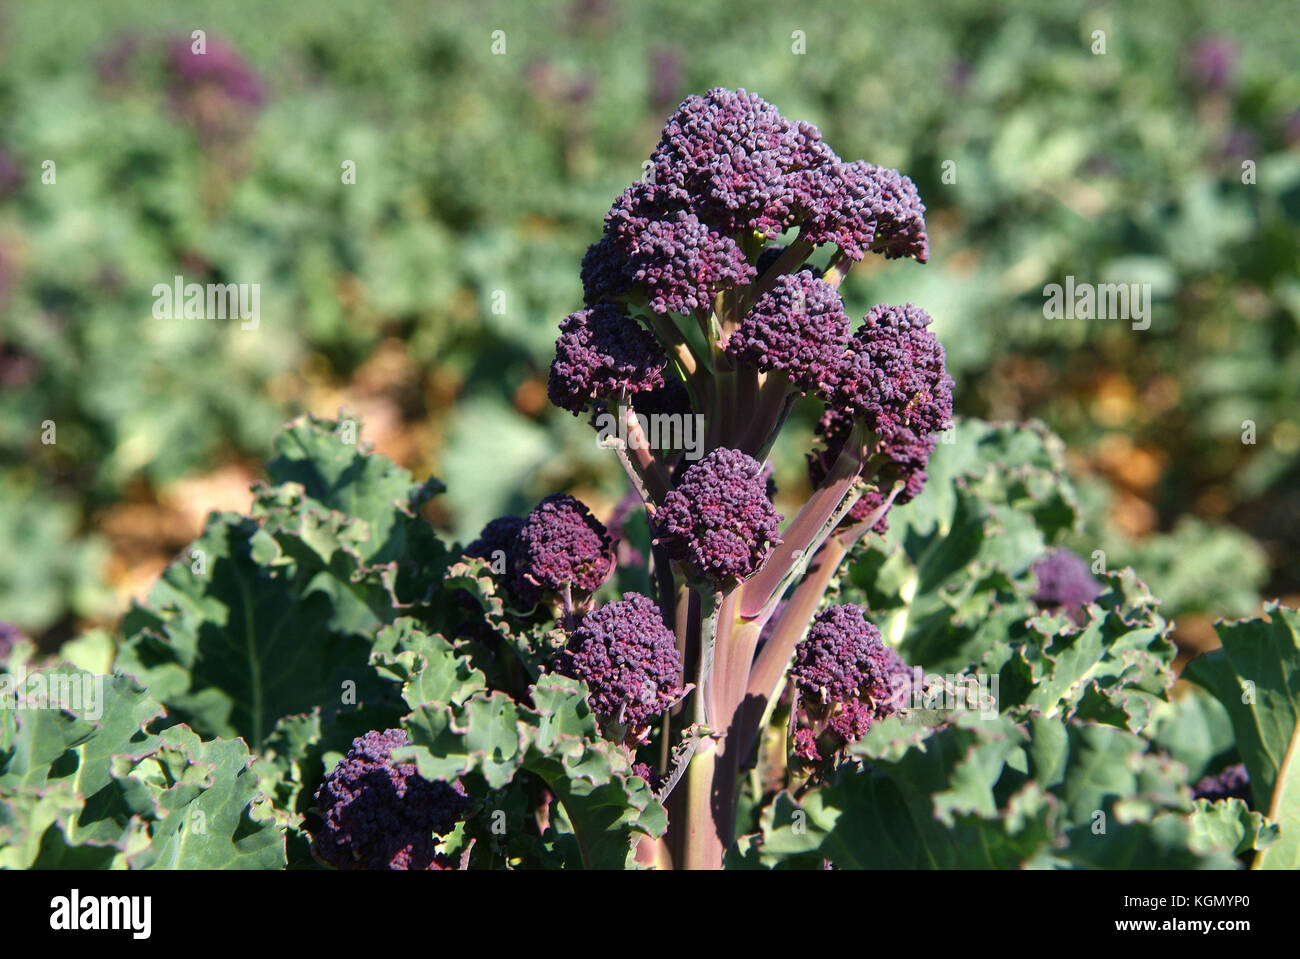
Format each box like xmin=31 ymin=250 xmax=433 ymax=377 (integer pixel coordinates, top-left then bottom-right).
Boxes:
xmin=2 ymin=82 xmax=1296 ymax=874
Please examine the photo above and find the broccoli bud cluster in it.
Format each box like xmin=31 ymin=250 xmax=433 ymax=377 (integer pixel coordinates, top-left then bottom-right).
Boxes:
xmin=312 ymin=728 xmax=469 ymax=871
xmin=464 ymin=494 xmax=614 ymax=610
xmin=578 ymin=87 xmax=929 ymax=316
xmin=725 ymin=270 xmax=851 ymax=393
xmin=831 ymin=303 xmax=954 ymax=443
xmin=789 ymin=604 xmax=915 ymax=761
xmin=548 ymin=304 xmax=668 ymax=416
xmin=808 ymin=407 xmax=935 ymax=532
xmin=553 ymin=592 xmax=684 ymax=738
xmin=512 ymin=493 xmax=615 ymax=604
xmin=655 ymin=448 xmax=783 ymax=587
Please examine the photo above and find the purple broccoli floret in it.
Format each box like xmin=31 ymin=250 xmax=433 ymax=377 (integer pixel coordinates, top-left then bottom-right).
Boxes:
xmin=553 ymin=592 xmax=684 ymax=736
xmin=791 ymin=604 xmax=891 ymax=704
xmin=464 ymin=515 xmax=525 ymax=562
xmin=725 ymin=270 xmax=851 ymax=393
xmin=649 ymin=87 xmax=838 ymax=238
xmin=789 ymin=605 xmax=920 ymax=761
xmin=581 ymin=180 xmax=756 ymax=314
xmin=808 ymin=407 xmax=936 ymax=531
xmin=655 ymin=448 xmax=782 ymax=586
xmin=1030 ymin=548 xmax=1102 ymax=617
xmin=1192 ymin=763 xmax=1252 ymax=807
xmin=312 ymin=728 xmax=469 ymax=871
xmin=831 ymin=303 xmax=953 ymax=443
xmin=796 ymin=161 xmax=929 ymax=262
xmin=512 ymin=494 xmax=614 ymax=604
xmin=547 ymin=304 xmax=668 ymax=415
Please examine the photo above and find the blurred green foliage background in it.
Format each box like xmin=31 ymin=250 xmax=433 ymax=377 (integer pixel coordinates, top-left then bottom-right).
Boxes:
xmin=0 ymin=0 xmax=1296 ymax=650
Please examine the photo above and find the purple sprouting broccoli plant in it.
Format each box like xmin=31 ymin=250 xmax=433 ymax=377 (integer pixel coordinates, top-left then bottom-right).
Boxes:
xmin=311 ymin=729 xmax=470 ymax=871
xmin=517 ymin=87 xmax=956 ymax=868
xmin=452 ymin=86 xmax=955 ymax=867
xmin=553 ymin=592 xmax=684 ymax=742
xmin=496 ymin=85 xmax=955 ymax=868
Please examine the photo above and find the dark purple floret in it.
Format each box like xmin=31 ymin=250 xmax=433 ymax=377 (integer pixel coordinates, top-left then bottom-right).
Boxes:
xmin=547 ymin=304 xmax=668 ymax=415
xmin=649 ymin=87 xmax=838 ymax=237
xmin=1030 ymin=548 xmax=1102 ymax=615
xmin=580 ymin=235 xmax=628 ymax=305
xmin=553 ymin=592 xmax=683 ymax=733
xmin=312 ymin=728 xmax=469 ymax=871
xmin=626 ymin=210 xmax=754 ymax=314
xmin=797 ymin=161 xmax=929 ymax=262
xmin=725 ymin=270 xmax=851 ymax=392
xmin=632 ymin=761 xmax=666 ymax=792
xmin=831 ymin=303 xmax=953 ymax=442
xmin=826 ymin=699 xmax=875 ymax=741
xmin=655 ymin=448 xmax=782 ymax=586
xmin=583 ymin=181 xmax=755 ymax=313
xmin=791 ymin=604 xmax=890 ymax=704
xmin=808 ymin=408 xmax=936 ymax=531
xmin=512 ymin=494 xmax=614 ymax=603
xmin=1192 ymin=763 xmax=1252 ymax=807
xmin=792 ymin=727 xmax=822 ymax=763
xmin=464 ymin=515 xmax=525 ymax=562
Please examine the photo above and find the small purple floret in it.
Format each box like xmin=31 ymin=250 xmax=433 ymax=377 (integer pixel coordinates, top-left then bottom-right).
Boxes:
xmin=313 ymin=728 xmax=468 ymax=871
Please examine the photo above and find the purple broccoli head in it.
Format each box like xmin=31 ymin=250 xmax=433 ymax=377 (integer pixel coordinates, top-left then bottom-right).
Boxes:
xmin=464 ymin=515 xmax=525 ymax=562
xmin=831 ymin=303 xmax=953 ymax=443
xmin=789 ymin=605 xmax=921 ymax=761
xmin=796 ymin=161 xmax=929 ymax=263
xmin=512 ymin=494 xmax=614 ymax=604
xmin=725 ymin=270 xmax=851 ymax=393
xmin=548 ymin=304 xmax=668 ymax=415
xmin=655 ymin=448 xmax=783 ymax=586
xmin=791 ymin=604 xmax=891 ymax=704
xmin=649 ymin=87 xmax=838 ymax=238
xmin=808 ymin=407 xmax=936 ymax=532
xmin=553 ymin=592 xmax=684 ymax=735
xmin=312 ymin=728 xmax=469 ymax=871
xmin=583 ymin=194 xmax=755 ymax=314
xmin=1030 ymin=548 xmax=1102 ymax=617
